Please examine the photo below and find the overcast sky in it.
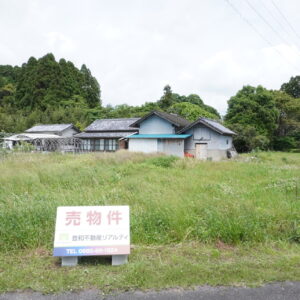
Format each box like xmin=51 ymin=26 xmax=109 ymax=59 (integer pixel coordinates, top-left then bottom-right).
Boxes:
xmin=1 ymin=0 xmax=300 ymax=114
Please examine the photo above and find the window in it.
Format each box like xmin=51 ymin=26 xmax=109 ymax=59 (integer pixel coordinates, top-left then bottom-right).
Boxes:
xmin=82 ymin=139 xmax=91 ymax=151
xmin=100 ymin=139 xmax=105 ymax=151
xmin=89 ymin=139 xmax=119 ymax=151
xmin=95 ymin=139 xmax=100 ymax=151
xmin=226 ymin=139 xmax=229 ymax=145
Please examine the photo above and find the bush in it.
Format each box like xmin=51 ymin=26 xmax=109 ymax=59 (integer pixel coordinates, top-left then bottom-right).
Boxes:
xmin=230 ymin=125 xmax=271 ymax=153
xmin=290 ymin=148 xmax=300 ymax=153
xmin=273 ymin=136 xmax=297 ymax=151
xmin=145 ymin=155 xmax=178 ymax=168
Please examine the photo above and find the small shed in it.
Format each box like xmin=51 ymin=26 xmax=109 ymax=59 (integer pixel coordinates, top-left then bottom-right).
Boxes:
xmin=25 ymin=124 xmax=80 ymax=137
xmin=3 ymin=124 xmax=80 ymax=151
xmin=178 ymin=118 xmax=237 ymax=161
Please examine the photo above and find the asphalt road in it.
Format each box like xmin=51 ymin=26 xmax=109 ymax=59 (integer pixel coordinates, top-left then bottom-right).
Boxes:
xmin=0 ymin=282 xmax=299 ymax=300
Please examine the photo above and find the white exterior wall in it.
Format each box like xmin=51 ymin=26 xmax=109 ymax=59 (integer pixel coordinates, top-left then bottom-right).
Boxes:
xmin=3 ymin=140 xmax=13 ymax=149
xmin=129 ymin=138 xmax=184 ymax=157
xmin=139 ymin=115 xmax=175 ymax=134
xmin=128 ymin=138 xmax=158 ymax=153
xmin=184 ymin=125 xmax=233 ymax=161
xmin=128 ymin=115 xmax=184 ymax=158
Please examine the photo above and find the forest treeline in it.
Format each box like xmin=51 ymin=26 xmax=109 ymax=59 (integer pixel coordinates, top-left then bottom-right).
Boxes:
xmin=0 ymin=53 xmax=299 ymax=152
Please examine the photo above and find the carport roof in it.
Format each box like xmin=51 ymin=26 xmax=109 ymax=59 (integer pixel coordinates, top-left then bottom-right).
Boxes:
xmin=126 ymin=134 xmax=191 ymax=139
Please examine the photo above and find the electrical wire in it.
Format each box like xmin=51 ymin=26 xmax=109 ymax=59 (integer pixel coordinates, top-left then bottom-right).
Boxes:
xmin=271 ymin=0 xmax=300 ymax=43
xmin=257 ymin=0 xmax=292 ymax=39
xmin=224 ymin=0 xmax=300 ymax=73
xmin=245 ymin=0 xmax=290 ymax=46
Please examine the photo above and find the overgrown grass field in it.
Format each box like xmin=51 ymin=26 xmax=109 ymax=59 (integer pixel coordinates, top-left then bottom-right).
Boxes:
xmin=0 ymin=151 xmax=299 ymax=292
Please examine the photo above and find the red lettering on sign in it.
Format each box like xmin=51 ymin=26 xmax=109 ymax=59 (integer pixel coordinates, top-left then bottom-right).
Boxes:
xmin=86 ymin=210 xmax=102 ymax=225
xmin=65 ymin=211 xmax=81 ymax=226
xmin=107 ymin=210 xmax=122 ymax=225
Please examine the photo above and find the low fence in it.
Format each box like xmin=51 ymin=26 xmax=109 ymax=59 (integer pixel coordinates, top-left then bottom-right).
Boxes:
xmin=32 ymin=137 xmax=83 ymax=153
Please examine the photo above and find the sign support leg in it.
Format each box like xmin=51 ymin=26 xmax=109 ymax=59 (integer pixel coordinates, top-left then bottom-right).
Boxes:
xmin=112 ymin=255 xmax=128 ymax=266
xmin=61 ymin=256 xmax=78 ymax=266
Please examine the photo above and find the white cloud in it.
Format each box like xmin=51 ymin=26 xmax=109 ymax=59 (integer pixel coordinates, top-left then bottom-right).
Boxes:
xmin=45 ymin=32 xmax=76 ymax=54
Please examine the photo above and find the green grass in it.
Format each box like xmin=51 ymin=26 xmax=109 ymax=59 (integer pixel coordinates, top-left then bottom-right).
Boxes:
xmin=0 ymin=243 xmax=299 ymax=293
xmin=0 ymin=151 xmax=299 ymax=292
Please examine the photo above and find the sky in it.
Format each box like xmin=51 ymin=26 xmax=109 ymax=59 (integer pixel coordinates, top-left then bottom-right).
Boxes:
xmin=0 ymin=0 xmax=300 ymax=115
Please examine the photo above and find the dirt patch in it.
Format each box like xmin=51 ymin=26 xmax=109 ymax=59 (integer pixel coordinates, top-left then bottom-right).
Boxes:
xmin=215 ymin=240 xmax=235 ymax=251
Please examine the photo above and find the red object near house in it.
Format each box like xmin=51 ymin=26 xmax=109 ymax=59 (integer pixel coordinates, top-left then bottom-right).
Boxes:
xmin=184 ymin=152 xmax=194 ymax=158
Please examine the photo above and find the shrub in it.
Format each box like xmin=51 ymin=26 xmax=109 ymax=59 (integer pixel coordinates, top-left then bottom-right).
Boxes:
xmin=273 ymin=136 xmax=297 ymax=151
xmin=145 ymin=155 xmax=178 ymax=168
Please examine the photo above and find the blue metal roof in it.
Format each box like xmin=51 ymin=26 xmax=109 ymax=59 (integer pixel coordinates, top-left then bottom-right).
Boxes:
xmin=126 ymin=134 xmax=191 ymax=139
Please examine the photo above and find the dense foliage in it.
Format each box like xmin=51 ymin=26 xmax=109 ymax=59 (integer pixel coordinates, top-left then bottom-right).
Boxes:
xmin=225 ymin=84 xmax=300 ymax=152
xmin=0 ymin=56 xmax=219 ymax=132
xmin=281 ymin=76 xmax=300 ymax=98
xmin=0 ymin=54 xmax=101 ymax=132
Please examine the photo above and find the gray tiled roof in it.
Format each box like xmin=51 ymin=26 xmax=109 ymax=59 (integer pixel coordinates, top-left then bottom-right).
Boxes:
xmin=75 ymin=131 xmax=137 ymax=138
xmin=25 ymin=124 xmax=74 ymax=133
xmin=178 ymin=118 xmax=236 ymax=135
xmin=130 ymin=111 xmax=190 ymax=130
xmin=84 ymin=118 xmax=139 ymax=132
xmin=201 ymin=118 xmax=236 ymax=135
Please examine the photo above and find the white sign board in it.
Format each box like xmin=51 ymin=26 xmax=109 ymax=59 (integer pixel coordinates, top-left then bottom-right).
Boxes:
xmin=53 ymin=206 xmax=130 ymax=257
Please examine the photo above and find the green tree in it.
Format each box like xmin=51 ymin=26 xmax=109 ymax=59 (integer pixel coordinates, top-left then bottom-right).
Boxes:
xmin=158 ymin=85 xmax=174 ymax=109
xmin=167 ymin=102 xmax=218 ymax=121
xmin=14 ymin=54 xmax=101 ymax=110
xmin=272 ymin=90 xmax=300 ymax=150
xmin=80 ymin=64 xmax=101 ymax=108
xmin=273 ymin=91 xmax=300 ymax=136
xmin=225 ymin=85 xmax=279 ymax=136
xmin=225 ymin=85 xmax=280 ymax=152
xmin=281 ymin=76 xmax=300 ymax=98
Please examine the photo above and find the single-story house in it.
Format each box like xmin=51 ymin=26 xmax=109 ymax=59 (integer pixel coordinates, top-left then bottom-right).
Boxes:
xmin=25 ymin=124 xmax=79 ymax=137
xmin=126 ymin=111 xmax=192 ymax=157
xmin=3 ymin=124 xmax=80 ymax=151
xmin=126 ymin=111 xmax=237 ymax=160
xmin=75 ymin=118 xmax=139 ymax=151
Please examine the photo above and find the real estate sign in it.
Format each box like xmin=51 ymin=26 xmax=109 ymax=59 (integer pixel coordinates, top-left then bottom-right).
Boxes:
xmin=53 ymin=206 xmax=130 ymax=257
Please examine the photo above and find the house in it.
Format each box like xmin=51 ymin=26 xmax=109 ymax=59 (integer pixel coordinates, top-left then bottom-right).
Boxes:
xmin=126 ymin=111 xmax=237 ymax=160
xmin=75 ymin=118 xmax=139 ymax=151
xmin=3 ymin=124 xmax=80 ymax=151
xmin=25 ymin=124 xmax=79 ymax=137
xmin=178 ymin=117 xmax=237 ymax=161
xmin=126 ymin=111 xmax=192 ymax=158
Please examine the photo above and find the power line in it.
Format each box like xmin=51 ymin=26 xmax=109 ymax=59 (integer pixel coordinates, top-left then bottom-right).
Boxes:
xmin=225 ymin=0 xmax=276 ymax=48
xmin=271 ymin=0 xmax=300 ymax=43
xmin=244 ymin=0 xmax=290 ymax=46
xmin=257 ymin=0 xmax=293 ymax=40
xmin=224 ymin=0 xmax=300 ymax=73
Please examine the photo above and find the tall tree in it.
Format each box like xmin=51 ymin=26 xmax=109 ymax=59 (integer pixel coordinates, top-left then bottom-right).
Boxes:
xmin=225 ymin=85 xmax=279 ymax=136
xmin=281 ymin=76 xmax=300 ymax=98
xmin=158 ymin=85 xmax=174 ymax=109
xmin=272 ymin=90 xmax=300 ymax=150
xmin=167 ymin=102 xmax=218 ymax=121
xmin=225 ymin=85 xmax=279 ymax=151
xmin=80 ymin=64 xmax=101 ymax=108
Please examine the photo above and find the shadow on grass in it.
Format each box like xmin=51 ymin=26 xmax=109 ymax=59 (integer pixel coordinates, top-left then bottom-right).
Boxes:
xmin=79 ymin=256 xmax=111 ymax=266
